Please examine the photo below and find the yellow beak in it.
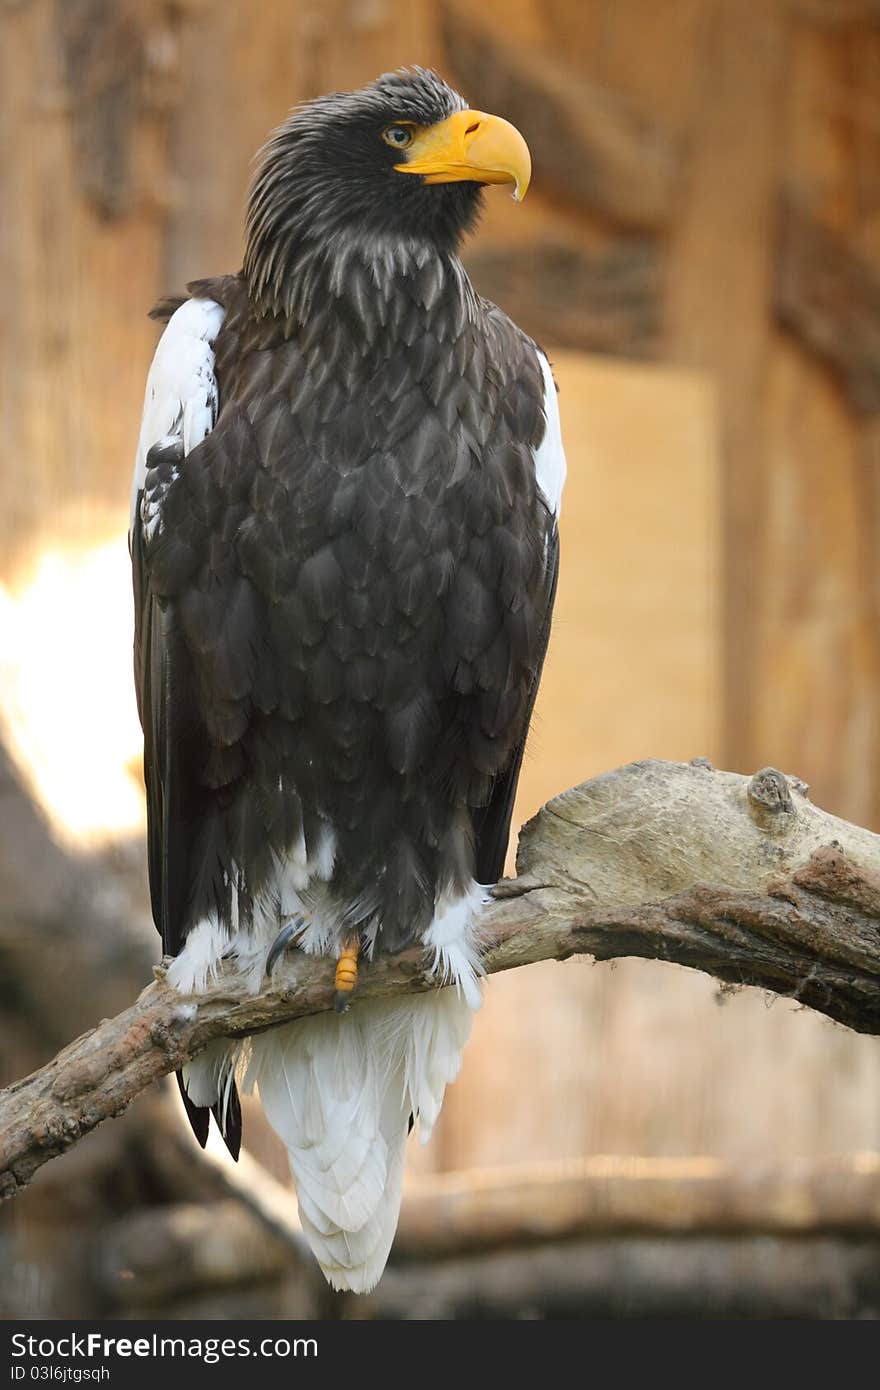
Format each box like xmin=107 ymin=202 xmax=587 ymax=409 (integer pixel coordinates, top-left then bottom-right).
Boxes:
xmin=396 ymin=109 xmax=531 ymax=202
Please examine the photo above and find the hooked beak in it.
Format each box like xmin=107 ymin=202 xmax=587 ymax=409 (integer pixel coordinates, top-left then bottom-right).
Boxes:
xmin=395 ymin=109 xmax=531 ymax=202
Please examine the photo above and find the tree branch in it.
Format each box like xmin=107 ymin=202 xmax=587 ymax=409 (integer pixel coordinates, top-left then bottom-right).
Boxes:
xmin=3 ymin=758 xmax=880 ymax=1200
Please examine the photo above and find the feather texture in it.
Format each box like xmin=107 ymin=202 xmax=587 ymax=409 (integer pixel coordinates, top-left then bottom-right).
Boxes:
xmin=131 ymin=298 xmax=224 ymax=534
xmin=245 ymin=987 xmax=473 ymax=1293
xmin=533 ymin=351 xmax=566 ymax=519
xmin=130 ymin=68 xmax=565 ymax=1290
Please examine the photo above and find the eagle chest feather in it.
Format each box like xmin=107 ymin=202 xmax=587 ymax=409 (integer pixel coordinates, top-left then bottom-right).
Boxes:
xmin=141 ymin=272 xmax=558 ymax=954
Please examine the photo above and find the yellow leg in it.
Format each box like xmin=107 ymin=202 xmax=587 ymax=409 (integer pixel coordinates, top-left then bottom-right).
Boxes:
xmin=334 ymin=938 xmax=359 ymax=1013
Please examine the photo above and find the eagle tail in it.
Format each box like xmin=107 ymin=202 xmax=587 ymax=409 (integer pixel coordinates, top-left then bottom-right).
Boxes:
xmin=245 ymin=988 xmax=474 ymax=1293
xmin=179 ymin=1039 xmax=242 ymax=1160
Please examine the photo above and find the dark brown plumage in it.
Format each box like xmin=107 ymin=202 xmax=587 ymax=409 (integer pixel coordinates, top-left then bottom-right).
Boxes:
xmin=137 ymin=264 xmax=556 ymax=955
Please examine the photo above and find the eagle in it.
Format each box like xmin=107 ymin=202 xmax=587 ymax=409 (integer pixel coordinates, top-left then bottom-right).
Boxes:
xmin=130 ymin=67 xmax=565 ymax=1293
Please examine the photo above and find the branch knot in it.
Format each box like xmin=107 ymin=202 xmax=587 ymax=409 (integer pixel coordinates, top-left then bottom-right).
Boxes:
xmin=747 ymin=767 xmax=796 ymax=831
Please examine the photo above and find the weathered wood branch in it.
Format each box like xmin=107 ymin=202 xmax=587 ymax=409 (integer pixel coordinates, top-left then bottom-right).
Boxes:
xmin=3 ymin=759 xmax=880 ymax=1201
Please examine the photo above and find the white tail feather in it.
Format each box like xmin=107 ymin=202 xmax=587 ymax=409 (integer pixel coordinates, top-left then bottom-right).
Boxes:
xmin=243 ymin=987 xmax=474 ymax=1292
xmin=168 ymin=876 xmax=484 ymax=1291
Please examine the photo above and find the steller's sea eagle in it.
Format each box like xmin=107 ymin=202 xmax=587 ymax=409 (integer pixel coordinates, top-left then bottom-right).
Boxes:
xmin=130 ymin=67 xmax=566 ymax=1293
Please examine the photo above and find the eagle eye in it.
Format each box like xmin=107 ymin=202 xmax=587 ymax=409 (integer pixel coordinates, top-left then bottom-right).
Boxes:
xmin=382 ymin=124 xmax=415 ymax=150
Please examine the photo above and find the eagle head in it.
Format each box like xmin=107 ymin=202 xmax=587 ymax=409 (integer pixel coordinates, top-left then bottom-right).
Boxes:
xmin=244 ymin=67 xmax=530 ymax=311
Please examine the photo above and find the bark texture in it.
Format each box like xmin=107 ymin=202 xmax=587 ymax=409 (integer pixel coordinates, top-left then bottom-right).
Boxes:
xmin=3 ymin=759 xmax=880 ymax=1200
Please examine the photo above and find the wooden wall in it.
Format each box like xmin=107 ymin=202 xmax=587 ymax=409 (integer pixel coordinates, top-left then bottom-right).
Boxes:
xmin=4 ymin=0 xmax=880 ymax=814
xmin=3 ymin=0 xmax=880 ymax=1174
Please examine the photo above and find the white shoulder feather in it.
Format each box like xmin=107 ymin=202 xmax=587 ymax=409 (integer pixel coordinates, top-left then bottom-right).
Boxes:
xmin=130 ymin=297 xmax=225 ymax=533
xmin=533 ymin=350 xmax=566 ymax=519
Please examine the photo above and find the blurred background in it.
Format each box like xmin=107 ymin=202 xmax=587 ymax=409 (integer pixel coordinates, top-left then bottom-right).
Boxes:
xmin=3 ymin=0 xmax=880 ymax=1320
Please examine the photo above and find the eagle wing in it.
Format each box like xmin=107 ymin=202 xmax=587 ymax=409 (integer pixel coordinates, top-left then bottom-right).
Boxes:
xmin=131 ymin=296 xmax=224 ymax=950
xmin=471 ymin=529 xmax=559 ymax=884
xmin=470 ymin=348 xmax=565 ymax=883
xmin=130 ymin=296 xmax=241 ymax=1154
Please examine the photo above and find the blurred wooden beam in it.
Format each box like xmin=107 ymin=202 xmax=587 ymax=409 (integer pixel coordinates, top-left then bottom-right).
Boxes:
xmin=3 ymin=759 xmax=880 ymax=1199
xmin=664 ymin=0 xmax=788 ymax=772
xmin=775 ymin=193 xmax=880 ymax=414
xmin=443 ymin=4 xmax=680 ymax=228
xmin=0 ymin=740 xmax=152 ymax=1061
xmin=462 ymin=241 xmax=660 ymax=357
xmin=792 ymin=0 xmax=880 ymax=26
xmin=0 ymin=0 xmax=177 ymax=575
xmin=396 ymin=1151 xmax=880 ymax=1256
xmin=93 ymin=1199 xmax=295 ymax=1306
xmin=366 ymin=1233 xmax=880 ymax=1319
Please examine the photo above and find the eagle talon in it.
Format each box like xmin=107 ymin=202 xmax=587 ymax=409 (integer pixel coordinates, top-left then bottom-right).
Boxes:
xmin=334 ymin=939 xmax=360 ymax=1012
xmin=266 ymin=917 xmax=307 ymax=976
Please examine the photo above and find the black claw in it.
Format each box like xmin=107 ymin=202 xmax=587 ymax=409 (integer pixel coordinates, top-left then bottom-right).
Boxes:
xmin=334 ymin=990 xmax=352 ymax=1014
xmin=266 ymin=917 xmax=306 ymax=976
